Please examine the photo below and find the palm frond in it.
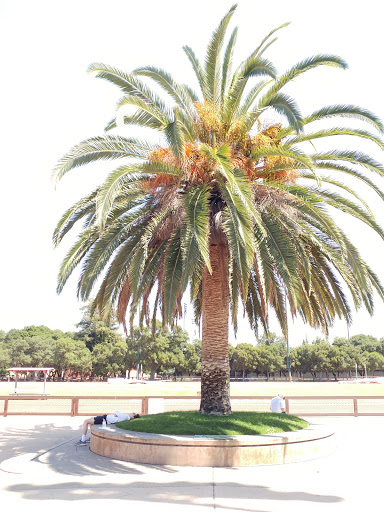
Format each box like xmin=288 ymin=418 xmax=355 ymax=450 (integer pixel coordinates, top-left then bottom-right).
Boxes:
xmin=286 ymin=127 xmax=384 ymax=151
xmin=164 ymin=108 xmax=185 ymax=164
xmin=182 ymin=45 xmax=205 ymax=98
xmin=237 ymin=79 xmax=271 ymax=117
xmin=116 ymin=95 xmax=172 ymax=126
xmin=219 ymin=180 xmax=254 ymax=293
xmin=53 ymin=189 xmax=97 ymax=247
xmin=223 ymin=58 xmax=276 ymax=126
xmin=221 ymin=27 xmax=238 ymax=101
xmin=95 ymin=164 xmax=145 ymax=229
xmin=299 ymin=172 xmax=373 ymax=214
xmin=251 ymin=145 xmax=315 ymax=175
xmin=56 ymin=227 xmax=99 ymax=295
xmin=251 ymin=22 xmax=290 ymax=59
xmin=77 ymin=211 xmax=147 ymax=300
xmin=133 ymin=66 xmax=197 ymax=115
xmin=313 ymin=150 xmax=384 ymax=176
xmin=313 ymin=187 xmax=384 ymax=240
xmin=257 ymin=92 xmax=303 ymax=132
xmin=93 ymin=228 xmax=145 ymax=308
xmin=311 ymin=162 xmax=384 ymax=201
xmin=204 ymin=3 xmax=237 ymax=104
xmin=265 ymin=54 xmax=348 ymax=100
xmin=163 ymin=230 xmax=184 ymax=322
xmin=52 ymin=136 xmax=152 ymax=184
xmin=260 ymin=212 xmax=301 ymax=305
xmin=303 ymin=105 xmax=384 ymax=133
xmin=183 ymin=185 xmax=211 ymax=272
xmin=88 ymin=63 xmax=168 ymax=110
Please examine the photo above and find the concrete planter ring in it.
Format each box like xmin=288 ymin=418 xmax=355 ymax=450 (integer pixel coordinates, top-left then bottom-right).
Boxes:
xmin=90 ymin=423 xmax=335 ymax=466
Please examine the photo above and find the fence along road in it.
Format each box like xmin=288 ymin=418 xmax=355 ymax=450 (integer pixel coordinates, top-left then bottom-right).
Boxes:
xmin=1 ymin=395 xmax=384 ymax=417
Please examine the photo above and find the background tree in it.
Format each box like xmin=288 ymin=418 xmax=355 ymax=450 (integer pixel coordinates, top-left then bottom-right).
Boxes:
xmin=53 ymin=5 xmax=384 ymax=414
xmin=349 ymin=334 xmax=382 ymax=354
xmin=254 ymin=345 xmax=284 ymax=380
xmin=91 ymin=337 xmax=128 ymax=377
xmin=135 ymin=323 xmax=187 ymax=380
xmin=124 ymin=336 xmax=140 ymax=379
xmin=75 ymin=302 xmax=122 ymax=352
xmin=327 ymin=346 xmax=346 ymax=380
xmin=0 ymin=342 xmax=10 ymax=377
xmin=53 ymin=337 xmax=92 ymax=380
xmin=182 ymin=340 xmax=202 ymax=377
xmin=231 ymin=343 xmax=255 ymax=379
xmin=366 ymin=352 xmax=384 ymax=376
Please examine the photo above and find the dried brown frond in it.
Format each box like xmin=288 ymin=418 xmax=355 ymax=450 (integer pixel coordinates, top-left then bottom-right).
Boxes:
xmin=183 ymin=144 xmax=214 ymax=183
xmin=149 ymin=204 xmax=186 ymax=248
xmin=143 ymin=147 xmax=179 ymax=191
xmin=147 ymin=143 xmax=216 ymax=186
xmin=252 ymin=183 xmax=298 ymax=216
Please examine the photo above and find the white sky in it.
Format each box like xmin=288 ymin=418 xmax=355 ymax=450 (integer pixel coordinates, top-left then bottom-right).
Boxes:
xmin=1 ymin=0 xmax=384 ymax=346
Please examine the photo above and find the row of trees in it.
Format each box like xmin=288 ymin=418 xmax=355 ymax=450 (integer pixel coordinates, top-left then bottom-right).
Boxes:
xmin=2 ymin=312 xmax=384 ymax=380
xmin=231 ymin=334 xmax=384 ymax=380
xmin=0 ymin=311 xmax=201 ymax=380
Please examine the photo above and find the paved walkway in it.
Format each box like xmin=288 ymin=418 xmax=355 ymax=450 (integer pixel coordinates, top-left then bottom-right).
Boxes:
xmin=0 ymin=415 xmax=383 ymax=511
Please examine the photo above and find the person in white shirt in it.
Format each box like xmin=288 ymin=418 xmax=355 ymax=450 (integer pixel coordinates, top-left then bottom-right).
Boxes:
xmin=79 ymin=410 xmax=140 ymax=444
xmin=270 ymin=393 xmax=286 ymax=413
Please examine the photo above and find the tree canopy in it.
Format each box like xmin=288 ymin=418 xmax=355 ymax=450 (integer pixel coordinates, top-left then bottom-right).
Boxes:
xmin=52 ymin=5 xmax=384 ymax=413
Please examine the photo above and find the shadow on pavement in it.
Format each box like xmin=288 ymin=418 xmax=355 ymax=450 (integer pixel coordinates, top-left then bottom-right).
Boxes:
xmin=0 ymin=422 xmax=79 ymax=462
xmin=0 ymin=421 xmax=177 ymax=476
xmin=36 ymin=441 xmax=179 ymax=476
xmin=6 ymin=480 xmax=342 ymax=508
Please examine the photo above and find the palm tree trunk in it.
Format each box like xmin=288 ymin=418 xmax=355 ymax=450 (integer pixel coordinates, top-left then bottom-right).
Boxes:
xmin=200 ymin=243 xmax=232 ymax=415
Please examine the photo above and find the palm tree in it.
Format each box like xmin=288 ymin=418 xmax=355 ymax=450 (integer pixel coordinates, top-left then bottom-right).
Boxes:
xmin=53 ymin=4 xmax=384 ymax=414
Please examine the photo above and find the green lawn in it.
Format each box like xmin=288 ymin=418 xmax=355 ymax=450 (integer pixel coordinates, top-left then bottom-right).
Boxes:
xmin=1 ymin=379 xmax=383 ymax=397
xmin=117 ymin=411 xmax=309 ymax=435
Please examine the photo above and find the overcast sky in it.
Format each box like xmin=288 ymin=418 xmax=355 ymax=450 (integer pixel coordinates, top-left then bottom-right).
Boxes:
xmin=1 ymin=0 xmax=383 ymax=346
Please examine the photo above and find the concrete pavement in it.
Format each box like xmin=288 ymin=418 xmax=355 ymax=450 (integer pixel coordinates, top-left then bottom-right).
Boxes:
xmin=1 ymin=415 xmax=383 ymax=511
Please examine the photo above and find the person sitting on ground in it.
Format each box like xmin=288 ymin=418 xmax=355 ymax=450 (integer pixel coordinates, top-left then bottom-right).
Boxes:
xmin=270 ymin=393 xmax=286 ymax=414
xmin=79 ymin=411 xmax=140 ymax=444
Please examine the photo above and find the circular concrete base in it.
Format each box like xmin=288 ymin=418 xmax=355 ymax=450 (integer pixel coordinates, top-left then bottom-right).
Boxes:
xmin=90 ymin=423 xmax=335 ymax=466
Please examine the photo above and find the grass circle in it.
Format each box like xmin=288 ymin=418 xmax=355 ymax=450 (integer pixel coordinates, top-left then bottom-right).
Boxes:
xmin=117 ymin=411 xmax=309 ymax=436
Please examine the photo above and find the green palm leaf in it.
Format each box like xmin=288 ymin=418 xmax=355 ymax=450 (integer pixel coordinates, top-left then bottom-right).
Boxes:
xmin=52 ymin=136 xmax=152 ymax=184
xmin=204 ymin=4 xmax=237 ymax=104
xmin=183 ymin=45 xmax=205 ymax=98
xmin=303 ymin=105 xmax=384 ymax=133
xmin=163 ymin=230 xmax=184 ymax=322
xmin=53 ymin=189 xmax=97 ymax=247
xmin=183 ymin=185 xmax=211 ymax=273
xmin=133 ymin=66 xmax=198 ymax=115
xmin=221 ymin=27 xmax=238 ymax=100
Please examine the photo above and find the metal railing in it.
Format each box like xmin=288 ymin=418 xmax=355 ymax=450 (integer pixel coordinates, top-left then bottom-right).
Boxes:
xmin=1 ymin=395 xmax=384 ymax=417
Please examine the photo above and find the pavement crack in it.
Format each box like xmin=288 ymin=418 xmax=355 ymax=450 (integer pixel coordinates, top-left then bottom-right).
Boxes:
xmin=212 ymin=467 xmax=216 ymax=510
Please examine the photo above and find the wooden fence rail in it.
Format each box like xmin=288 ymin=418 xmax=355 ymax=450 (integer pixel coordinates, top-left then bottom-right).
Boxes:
xmin=2 ymin=395 xmax=384 ymax=417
